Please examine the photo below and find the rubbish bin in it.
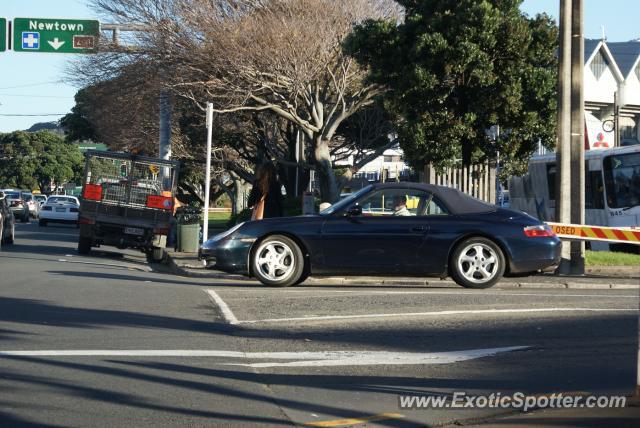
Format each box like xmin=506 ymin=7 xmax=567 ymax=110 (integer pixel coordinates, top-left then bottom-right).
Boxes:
xmin=176 ymin=207 xmax=201 ymax=253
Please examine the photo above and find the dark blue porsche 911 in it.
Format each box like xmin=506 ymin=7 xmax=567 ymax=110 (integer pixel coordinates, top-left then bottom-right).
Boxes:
xmin=199 ymin=183 xmax=561 ymax=289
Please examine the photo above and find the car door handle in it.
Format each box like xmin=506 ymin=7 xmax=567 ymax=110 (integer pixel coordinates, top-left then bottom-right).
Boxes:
xmin=410 ymin=226 xmax=426 ymax=233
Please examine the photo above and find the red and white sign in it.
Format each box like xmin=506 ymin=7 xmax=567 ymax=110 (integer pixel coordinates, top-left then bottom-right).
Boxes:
xmin=584 ymin=111 xmax=613 ymax=150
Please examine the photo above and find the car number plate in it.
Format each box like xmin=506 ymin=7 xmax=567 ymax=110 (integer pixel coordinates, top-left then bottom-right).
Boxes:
xmin=55 ymin=207 xmax=66 ymax=212
xmin=124 ymin=227 xmax=144 ymax=236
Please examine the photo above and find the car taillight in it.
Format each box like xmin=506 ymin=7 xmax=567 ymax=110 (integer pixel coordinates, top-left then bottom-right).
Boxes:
xmin=70 ymin=207 xmax=79 ymax=213
xmin=83 ymin=184 xmax=103 ymax=201
xmin=146 ymin=195 xmax=173 ymax=210
xmin=42 ymin=206 xmax=52 ymax=211
xmin=78 ymin=216 xmax=95 ymax=225
xmin=524 ymin=225 xmax=556 ymax=237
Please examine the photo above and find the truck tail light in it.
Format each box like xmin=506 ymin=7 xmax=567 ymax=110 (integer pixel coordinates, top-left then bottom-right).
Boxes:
xmin=153 ymin=227 xmax=169 ymax=235
xmin=524 ymin=225 xmax=556 ymax=238
xmin=146 ymin=195 xmax=173 ymax=210
xmin=83 ymin=184 xmax=103 ymax=201
xmin=78 ymin=216 xmax=95 ymax=225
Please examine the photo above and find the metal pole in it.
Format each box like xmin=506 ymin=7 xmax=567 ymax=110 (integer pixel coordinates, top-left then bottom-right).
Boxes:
xmin=556 ymin=0 xmax=573 ymax=275
xmin=614 ymin=91 xmax=621 ymax=147
xmin=159 ymin=87 xmax=172 ymax=160
xmin=569 ymin=0 xmax=585 ymax=275
xmin=294 ymin=129 xmax=299 ymax=197
xmin=202 ymin=103 xmax=214 ymax=245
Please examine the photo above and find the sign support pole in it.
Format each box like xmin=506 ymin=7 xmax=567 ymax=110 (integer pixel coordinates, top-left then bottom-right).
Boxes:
xmin=202 ymin=103 xmax=214 ymax=247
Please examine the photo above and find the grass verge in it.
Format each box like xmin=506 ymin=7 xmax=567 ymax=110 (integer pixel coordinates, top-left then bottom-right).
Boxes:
xmin=585 ymin=250 xmax=640 ymax=266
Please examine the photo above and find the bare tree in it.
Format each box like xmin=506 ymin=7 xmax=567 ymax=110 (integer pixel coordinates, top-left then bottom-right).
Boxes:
xmin=85 ymin=0 xmax=399 ymax=202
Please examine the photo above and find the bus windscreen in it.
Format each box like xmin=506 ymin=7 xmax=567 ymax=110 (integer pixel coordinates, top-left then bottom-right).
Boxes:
xmin=603 ymin=152 xmax=640 ymax=209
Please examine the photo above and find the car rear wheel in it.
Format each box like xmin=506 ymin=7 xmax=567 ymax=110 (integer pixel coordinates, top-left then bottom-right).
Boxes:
xmin=451 ymin=237 xmax=505 ymax=289
xmin=39 ymin=219 xmax=47 ymax=227
xmin=6 ymin=224 xmax=14 ymax=244
xmin=78 ymin=237 xmax=92 ymax=254
xmin=252 ymin=235 xmax=304 ymax=287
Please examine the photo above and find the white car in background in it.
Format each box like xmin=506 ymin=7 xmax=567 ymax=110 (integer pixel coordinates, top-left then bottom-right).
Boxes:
xmin=39 ymin=196 xmax=80 ymax=227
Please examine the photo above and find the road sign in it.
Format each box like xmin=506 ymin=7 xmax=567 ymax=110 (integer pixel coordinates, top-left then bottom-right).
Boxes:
xmin=13 ymin=18 xmax=99 ymax=53
xmin=0 ymin=18 xmax=6 ymax=52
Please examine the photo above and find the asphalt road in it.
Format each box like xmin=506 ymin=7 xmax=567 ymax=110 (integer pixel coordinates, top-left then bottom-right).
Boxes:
xmin=0 ymin=222 xmax=638 ymax=427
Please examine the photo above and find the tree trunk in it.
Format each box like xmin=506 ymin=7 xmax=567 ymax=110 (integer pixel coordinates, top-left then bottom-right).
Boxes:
xmin=313 ymin=137 xmax=339 ymax=203
xmin=230 ymin=175 xmax=250 ymax=215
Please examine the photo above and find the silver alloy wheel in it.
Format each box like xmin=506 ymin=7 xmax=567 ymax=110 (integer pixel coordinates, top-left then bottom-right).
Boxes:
xmin=456 ymin=243 xmax=499 ymax=284
xmin=255 ymin=240 xmax=295 ymax=282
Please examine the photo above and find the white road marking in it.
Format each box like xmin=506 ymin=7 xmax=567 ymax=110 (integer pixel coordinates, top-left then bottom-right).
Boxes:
xmin=239 ymin=307 xmax=636 ymax=324
xmin=224 ymin=346 xmax=530 ymax=368
xmin=0 ymin=346 xmax=529 ymax=368
xmin=206 ymin=290 xmax=240 ymax=325
xmin=218 ymin=289 xmax=638 ymax=299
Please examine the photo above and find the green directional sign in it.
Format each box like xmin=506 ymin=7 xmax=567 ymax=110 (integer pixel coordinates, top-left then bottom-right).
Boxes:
xmin=13 ymin=18 xmax=99 ymax=54
xmin=0 ymin=18 xmax=6 ymax=52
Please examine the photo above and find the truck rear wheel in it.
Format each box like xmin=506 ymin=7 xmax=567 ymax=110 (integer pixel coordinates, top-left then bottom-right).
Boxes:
xmin=146 ymin=247 xmax=166 ymax=263
xmin=78 ymin=237 xmax=92 ymax=255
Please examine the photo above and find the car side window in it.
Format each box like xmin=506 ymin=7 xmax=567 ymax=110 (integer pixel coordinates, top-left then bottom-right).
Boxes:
xmin=356 ymin=189 xmax=433 ymax=217
xmin=424 ymin=196 xmax=449 ymax=216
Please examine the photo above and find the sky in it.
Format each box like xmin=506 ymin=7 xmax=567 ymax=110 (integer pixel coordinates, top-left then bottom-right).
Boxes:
xmin=0 ymin=0 xmax=638 ymax=133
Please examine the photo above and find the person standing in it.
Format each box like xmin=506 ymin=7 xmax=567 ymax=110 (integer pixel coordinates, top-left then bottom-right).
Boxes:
xmin=248 ymin=162 xmax=283 ymax=220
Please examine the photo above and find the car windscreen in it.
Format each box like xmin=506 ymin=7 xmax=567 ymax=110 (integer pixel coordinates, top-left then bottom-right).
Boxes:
xmin=603 ymin=152 xmax=640 ymax=209
xmin=5 ymin=192 xmax=19 ymax=199
xmin=319 ymin=185 xmax=373 ymax=215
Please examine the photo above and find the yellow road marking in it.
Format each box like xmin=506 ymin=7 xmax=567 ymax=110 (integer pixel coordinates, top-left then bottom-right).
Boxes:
xmin=305 ymin=412 xmax=404 ymax=427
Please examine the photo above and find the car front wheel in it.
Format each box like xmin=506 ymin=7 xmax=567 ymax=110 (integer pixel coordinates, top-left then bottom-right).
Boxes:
xmin=451 ymin=237 xmax=505 ymax=289
xmin=252 ymin=235 xmax=304 ymax=287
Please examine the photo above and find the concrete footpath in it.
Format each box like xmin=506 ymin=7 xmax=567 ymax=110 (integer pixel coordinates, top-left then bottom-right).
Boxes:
xmin=165 ymin=251 xmax=639 ymax=289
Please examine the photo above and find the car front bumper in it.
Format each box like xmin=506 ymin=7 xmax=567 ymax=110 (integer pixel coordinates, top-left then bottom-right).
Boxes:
xmin=199 ymin=237 xmax=254 ymax=274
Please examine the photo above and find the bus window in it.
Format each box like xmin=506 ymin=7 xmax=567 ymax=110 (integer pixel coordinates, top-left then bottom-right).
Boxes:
xmin=585 ymin=170 xmax=605 ymax=209
xmin=546 ymin=164 xmax=556 ymax=201
xmin=603 ymin=153 xmax=640 ymax=209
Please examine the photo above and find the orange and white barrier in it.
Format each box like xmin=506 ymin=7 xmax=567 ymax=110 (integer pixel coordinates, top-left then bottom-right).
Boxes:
xmin=546 ymin=222 xmax=640 ymax=246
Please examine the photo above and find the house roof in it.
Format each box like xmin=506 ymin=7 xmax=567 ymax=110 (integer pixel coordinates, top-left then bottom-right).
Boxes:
xmin=606 ymin=41 xmax=640 ymax=79
xmin=584 ymin=39 xmax=601 ymax=63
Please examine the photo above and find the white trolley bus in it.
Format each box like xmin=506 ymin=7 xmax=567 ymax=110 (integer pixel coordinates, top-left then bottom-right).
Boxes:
xmin=509 ymin=144 xmax=640 ymax=251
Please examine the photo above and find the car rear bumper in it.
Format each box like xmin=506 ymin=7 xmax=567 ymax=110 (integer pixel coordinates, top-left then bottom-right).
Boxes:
xmin=507 ymin=237 xmax=562 ymax=274
xmin=40 ymin=212 xmax=79 ymax=222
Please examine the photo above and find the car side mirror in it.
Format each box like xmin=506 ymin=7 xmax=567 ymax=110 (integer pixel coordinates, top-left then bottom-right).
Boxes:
xmin=346 ymin=205 xmax=362 ymax=216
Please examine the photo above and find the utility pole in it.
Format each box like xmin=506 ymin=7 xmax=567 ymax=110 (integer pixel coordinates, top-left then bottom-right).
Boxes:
xmin=569 ymin=0 xmax=585 ymax=275
xmin=555 ymin=0 xmax=573 ymax=275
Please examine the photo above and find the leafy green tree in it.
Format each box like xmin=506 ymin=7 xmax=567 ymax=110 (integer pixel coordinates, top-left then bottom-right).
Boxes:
xmin=59 ymin=89 xmax=97 ymax=143
xmin=345 ymin=0 xmax=558 ymax=176
xmin=0 ymin=131 xmax=83 ymax=192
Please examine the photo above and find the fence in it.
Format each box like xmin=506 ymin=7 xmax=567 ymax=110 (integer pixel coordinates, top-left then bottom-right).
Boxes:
xmin=422 ymin=162 xmax=497 ymax=204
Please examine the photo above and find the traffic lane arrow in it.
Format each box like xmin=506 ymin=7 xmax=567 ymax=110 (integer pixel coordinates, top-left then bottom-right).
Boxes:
xmin=48 ymin=37 xmax=65 ymax=50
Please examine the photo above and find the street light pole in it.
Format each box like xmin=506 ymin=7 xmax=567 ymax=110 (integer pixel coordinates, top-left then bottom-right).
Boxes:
xmin=202 ymin=103 xmax=214 ymax=246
